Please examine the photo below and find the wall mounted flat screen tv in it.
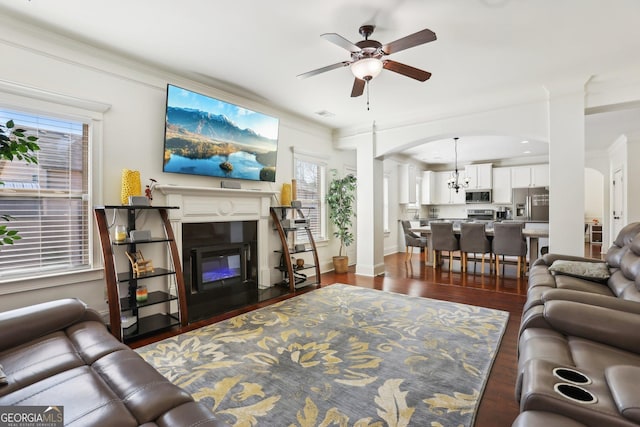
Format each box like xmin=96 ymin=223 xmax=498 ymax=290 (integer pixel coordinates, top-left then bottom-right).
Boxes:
xmin=163 ymin=84 xmax=279 ymax=182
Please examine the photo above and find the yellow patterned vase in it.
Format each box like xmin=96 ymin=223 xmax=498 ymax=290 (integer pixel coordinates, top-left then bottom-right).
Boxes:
xmin=120 ymin=169 xmax=142 ymax=204
xmin=281 ymin=183 xmax=292 ymax=206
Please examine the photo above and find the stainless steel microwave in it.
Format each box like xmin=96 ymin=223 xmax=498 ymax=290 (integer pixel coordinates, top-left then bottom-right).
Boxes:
xmin=465 ymin=190 xmax=492 ymax=204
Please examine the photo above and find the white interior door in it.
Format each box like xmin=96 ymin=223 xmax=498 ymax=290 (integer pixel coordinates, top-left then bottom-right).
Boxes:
xmin=612 ymin=168 xmax=624 ymax=239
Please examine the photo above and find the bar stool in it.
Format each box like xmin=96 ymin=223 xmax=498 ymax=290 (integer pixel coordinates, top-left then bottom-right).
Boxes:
xmin=459 ymin=222 xmax=492 ymax=274
xmin=401 ymin=220 xmax=428 ymax=261
xmin=492 ymin=222 xmax=527 ymax=276
xmin=430 ymin=222 xmax=460 ymax=271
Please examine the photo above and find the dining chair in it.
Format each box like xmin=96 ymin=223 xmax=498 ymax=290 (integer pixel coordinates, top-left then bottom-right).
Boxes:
xmin=430 ymin=222 xmax=460 ymax=271
xmin=492 ymin=222 xmax=527 ymax=276
xmin=459 ymin=222 xmax=492 ymax=274
xmin=401 ymin=220 xmax=428 ymax=262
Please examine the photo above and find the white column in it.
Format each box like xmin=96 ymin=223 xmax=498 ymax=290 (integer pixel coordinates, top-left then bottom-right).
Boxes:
xmin=355 ymin=131 xmax=385 ymax=276
xmin=546 ymin=79 xmax=588 ymax=256
xmin=624 ymin=133 xmax=640 ymax=223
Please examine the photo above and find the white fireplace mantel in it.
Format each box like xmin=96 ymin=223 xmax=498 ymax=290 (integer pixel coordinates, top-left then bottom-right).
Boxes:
xmin=157 ymin=184 xmax=277 ymax=198
xmin=155 ymin=184 xmax=278 ymax=288
xmin=156 ymin=184 xmax=276 ymax=221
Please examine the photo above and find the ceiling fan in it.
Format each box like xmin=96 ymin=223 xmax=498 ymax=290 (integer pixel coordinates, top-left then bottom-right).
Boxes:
xmin=297 ymin=25 xmax=437 ymax=100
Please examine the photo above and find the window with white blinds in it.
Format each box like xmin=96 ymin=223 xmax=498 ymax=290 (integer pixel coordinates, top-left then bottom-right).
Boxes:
xmin=294 ymin=154 xmax=327 ymax=243
xmin=0 ymin=109 xmax=90 ymax=279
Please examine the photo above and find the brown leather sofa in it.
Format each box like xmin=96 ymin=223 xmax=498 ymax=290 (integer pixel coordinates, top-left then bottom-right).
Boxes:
xmin=0 ymin=298 xmax=222 ymax=427
xmin=521 ymin=221 xmax=640 ymax=332
xmin=515 ymin=299 xmax=640 ymax=426
xmin=512 ymin=222 xmax=640 ymax=426
xmin=512 ymin=410 xmax=587 ymax=427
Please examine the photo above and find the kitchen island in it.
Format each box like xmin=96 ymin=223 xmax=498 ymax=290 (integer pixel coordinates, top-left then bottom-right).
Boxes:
xmin=411 ymin=224 xmax=548 ymax=272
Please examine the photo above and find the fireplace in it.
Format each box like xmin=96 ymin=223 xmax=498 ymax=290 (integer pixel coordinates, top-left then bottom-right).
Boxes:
xmin=183 ymin=221 xmax=258 ymax=322
xmin=192 ymin=243 xmax=247 ymax=292
xmin=156 ymin=184 xmax=280 ymax=323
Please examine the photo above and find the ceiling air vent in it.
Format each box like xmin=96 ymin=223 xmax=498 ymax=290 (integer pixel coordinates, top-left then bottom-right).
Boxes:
xmin=315 ymin=110 xmax=335 ymax=118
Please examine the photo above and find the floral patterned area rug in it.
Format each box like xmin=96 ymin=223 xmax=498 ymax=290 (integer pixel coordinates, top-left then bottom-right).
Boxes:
xmin=136 ymin=284 xmax=509 ymax=426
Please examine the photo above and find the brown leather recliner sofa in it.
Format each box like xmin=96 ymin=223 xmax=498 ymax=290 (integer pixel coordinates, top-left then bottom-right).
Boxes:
xmin=512 ymin=222 xmax=640 ymax=426
xmin=0 ymin=298 xmax=222 ymax=427
xmin=521 ymin=221 xmax=640 ymax=332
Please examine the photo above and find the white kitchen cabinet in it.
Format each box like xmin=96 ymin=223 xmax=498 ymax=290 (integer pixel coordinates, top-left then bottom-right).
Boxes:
xmin=464 ymin=163 xmax=492 ymax=189
xmin=511 ymin=164 xmax=549 ymax=188
xmin=398 ymin=164 xmax=416 ymax=204
xmin=531 ymin=164 xmax=549 ymax=187
xmin=450 ymin=185 xmax=466 ymax=204
xmin=430 ymin=171 xmax=465 ymax=204
xmin=432 ymin=171 xmax=450 ymax=204
xmin=492 ymin=167 xmax=512 ymax=203
xmin=421 ymin=171 xmax=433 ymax=204
xmin=511 ymin=166 xmax=531 ymax=188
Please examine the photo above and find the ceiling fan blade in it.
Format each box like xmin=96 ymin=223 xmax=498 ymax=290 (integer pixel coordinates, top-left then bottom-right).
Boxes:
xmin=297 ymin=61 xmax=351 ymax=79
xmin=321 ymin=33 xmax=361 ymax=53
xmin=382 ymin=28 xmax=437 ymax=55
xmin=383 ymin=60 xmax=432 ymax=82
xmin=351 ymin=78 xmax=365 ymax=97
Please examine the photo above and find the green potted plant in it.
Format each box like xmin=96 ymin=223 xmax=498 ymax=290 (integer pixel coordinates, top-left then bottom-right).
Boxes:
xmin=326 ymin=170 xmax=357 ymax=273
xmin=0 ymin=119 xmax=40 ymax=245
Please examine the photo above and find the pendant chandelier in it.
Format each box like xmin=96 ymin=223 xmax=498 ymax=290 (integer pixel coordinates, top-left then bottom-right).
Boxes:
xmin=446 ymin=137 xmax=470 ymax=193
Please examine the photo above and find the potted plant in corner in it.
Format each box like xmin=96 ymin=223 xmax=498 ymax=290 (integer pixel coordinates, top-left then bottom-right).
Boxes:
xmin=326 ymin=169 xmax=357 ymax=274
xmin=0 ymin=119 xmax=40 ymax=245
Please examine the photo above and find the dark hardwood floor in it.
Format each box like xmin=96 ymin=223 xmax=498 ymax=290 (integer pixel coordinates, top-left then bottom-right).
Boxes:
xmin=128 ymin=244 xmax=602 ymax=426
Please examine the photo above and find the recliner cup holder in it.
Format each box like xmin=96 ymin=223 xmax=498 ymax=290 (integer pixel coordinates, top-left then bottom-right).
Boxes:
xmin=552 ymin=367 xmax=592 ymax=385
xmin=553 ymin=383 xmax=597 ymax=404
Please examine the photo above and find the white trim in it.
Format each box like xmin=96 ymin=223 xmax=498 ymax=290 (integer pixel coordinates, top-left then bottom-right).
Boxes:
xmin=156 ymin=184 xmax=277 ymax=198
xmin=0 ymin=79 xmax=111 ymax=115
xmin=0 ymin=268 xmax=104 ymax=295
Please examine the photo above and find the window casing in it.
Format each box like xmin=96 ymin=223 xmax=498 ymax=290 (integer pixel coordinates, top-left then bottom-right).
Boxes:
xmin=0 ymin=108 xmax=91 ymax=281
xmin=293 ymin=152 xmax=327 ymax=243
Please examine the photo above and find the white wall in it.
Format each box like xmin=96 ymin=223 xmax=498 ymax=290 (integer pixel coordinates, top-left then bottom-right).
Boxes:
xmin=609 ymin=136 xmax=627 ymax=242
xmin=608 ymin=135 xmax=640 ymax=224
xmin=432 ymin=205 xmax=469 ymax=219
xmin=627 ymin=134 xmax=640 ymax=223
xmin=606 ymin=134 xmax=640 ymax=246
xmin=0 ymin=18 xmax=354 ymax=313
xmin=584 ymin=168 xmax=604 ymax=222
xmin=586 ymin=150 xmax=611 ymax=247
xmin=383 ymin=158 xmax=401 ymax=256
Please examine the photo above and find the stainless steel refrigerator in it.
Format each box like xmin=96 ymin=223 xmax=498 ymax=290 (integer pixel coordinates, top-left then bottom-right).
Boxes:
xmin=512 ymin=187 xmax=549 ymax=221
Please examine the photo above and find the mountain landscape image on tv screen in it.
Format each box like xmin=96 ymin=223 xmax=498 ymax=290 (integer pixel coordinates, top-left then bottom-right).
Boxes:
xmin=163 ymin=84 xmax=279 ymax=182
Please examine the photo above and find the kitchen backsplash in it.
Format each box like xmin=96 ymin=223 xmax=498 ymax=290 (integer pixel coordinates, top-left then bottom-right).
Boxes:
xmin=431 ymin=203 xmax=508 ymax=219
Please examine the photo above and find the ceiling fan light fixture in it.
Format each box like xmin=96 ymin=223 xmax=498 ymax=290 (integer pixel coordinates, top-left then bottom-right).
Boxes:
xmin=350 ymin=57 xmax=383 ymax=81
